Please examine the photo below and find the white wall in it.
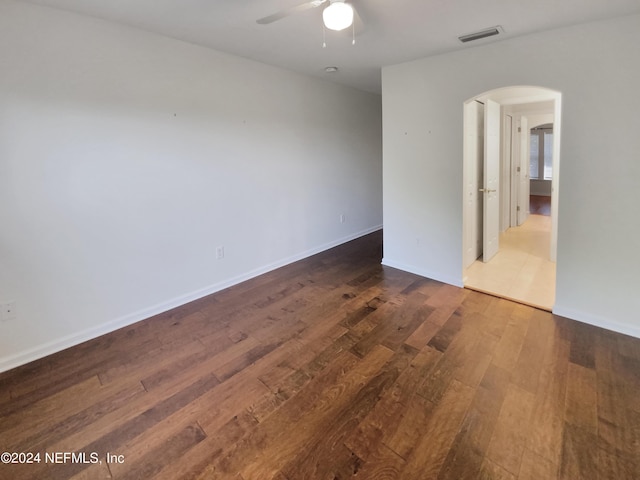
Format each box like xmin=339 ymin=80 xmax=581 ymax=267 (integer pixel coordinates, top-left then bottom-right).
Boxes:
xmin=530 ymin=180 xmax=552 ymax=196
xmin=0 ymin=0 xmax=383 ymax=371
xmin=382 ymin=14 xmax=640 ymax=337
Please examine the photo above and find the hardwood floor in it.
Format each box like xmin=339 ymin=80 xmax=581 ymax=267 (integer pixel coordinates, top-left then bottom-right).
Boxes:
xmin=464 ymin=214 xmax=555 ymax=310
xmin=1 ymin=230 xmax=639 ymax=479
xmin=530 ymin=195 xmax=551 ymax=216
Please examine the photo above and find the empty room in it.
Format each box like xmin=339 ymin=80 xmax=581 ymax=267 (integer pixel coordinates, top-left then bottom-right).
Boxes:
xmin=1 ymin=0 xmax=639 ymax=479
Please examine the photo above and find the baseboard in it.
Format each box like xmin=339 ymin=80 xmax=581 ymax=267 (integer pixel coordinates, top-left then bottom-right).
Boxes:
xmin=552 ymin=305 xmax=640 ymax=339
xmin=0 ymin=225 xmax=383 ymax=373
xmin=381 ymin=258 xmax=464 ymax=288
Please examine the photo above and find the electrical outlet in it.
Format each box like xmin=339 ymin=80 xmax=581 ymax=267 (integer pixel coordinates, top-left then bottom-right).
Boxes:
xmin=1 ymin=301 xmax=16 ymax=321
xmin=216 ymin=246 xmax=225 ymax=260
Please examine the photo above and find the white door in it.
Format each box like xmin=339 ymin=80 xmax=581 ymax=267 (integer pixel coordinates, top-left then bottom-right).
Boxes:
xmin=518 ymin=116 xmax=530 ymax=225
xmin=463 ymin=101 xmax=484 ymax=268
xmin=483 ymin=99 xmax=500 ymax=262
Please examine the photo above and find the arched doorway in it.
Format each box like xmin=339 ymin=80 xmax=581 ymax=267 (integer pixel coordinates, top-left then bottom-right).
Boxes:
xmin=462 ymin=86 xmax=562 ymax=310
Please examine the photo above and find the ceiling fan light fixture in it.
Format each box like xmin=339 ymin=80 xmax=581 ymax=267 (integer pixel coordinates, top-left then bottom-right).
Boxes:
xmin=323 ymin=1 xmax=354 ymax=31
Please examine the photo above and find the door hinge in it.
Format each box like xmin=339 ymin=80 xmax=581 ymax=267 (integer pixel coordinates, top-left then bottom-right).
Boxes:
xmin=517 ymin=206 xmax=521 ymax=211
xmin=517 ymin=166 xmax=521 ymax=172
xmin=518 ymin=127 xmax=522 ymax=133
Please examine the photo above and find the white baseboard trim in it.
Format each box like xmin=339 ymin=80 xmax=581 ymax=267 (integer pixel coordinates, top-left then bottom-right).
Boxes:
xmin=381 ymin=258 xmax=464 ymax=288
xmin=552 ymin=305 xmax=640 ymax=339
xmin=0 ymin=225 xmax=383 ymax=373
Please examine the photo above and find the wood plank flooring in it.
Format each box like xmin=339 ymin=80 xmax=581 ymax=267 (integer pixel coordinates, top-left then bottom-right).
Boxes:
xmin=1 ymin=230 xmax=639 ymax=479
xmin=464 ymin=214 xmax=555 ymax=310
xmin=530 ymin=195 xmax=551 ymax=216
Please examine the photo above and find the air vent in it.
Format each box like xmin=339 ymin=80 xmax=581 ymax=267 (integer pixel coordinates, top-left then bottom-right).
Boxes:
xmin=458 ymin=26 xmax=503 ymax=43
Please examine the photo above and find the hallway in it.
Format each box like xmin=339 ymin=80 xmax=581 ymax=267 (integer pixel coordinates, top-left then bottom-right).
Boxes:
xmin=463 ymin=213 xmax=555 ymax=310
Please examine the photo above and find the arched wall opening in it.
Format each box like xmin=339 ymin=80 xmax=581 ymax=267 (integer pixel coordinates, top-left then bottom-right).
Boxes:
xmin=462 ymin=86 xmax=562 ymax=309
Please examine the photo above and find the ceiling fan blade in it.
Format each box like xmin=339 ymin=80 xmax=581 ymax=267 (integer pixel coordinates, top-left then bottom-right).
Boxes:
xmin=256 ymin=0 xmax=327 ymax=25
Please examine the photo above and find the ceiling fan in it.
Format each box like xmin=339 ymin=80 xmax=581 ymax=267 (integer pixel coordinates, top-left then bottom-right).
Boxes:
xmin=257 ymin=0 xmax=356 ymax=32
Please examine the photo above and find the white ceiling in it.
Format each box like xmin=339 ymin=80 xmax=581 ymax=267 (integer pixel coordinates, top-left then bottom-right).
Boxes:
xmin=18 ymin=0 xmax=640 ymax=94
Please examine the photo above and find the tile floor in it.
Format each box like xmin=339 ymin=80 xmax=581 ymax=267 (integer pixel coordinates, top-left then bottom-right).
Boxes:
xmin=463 ymin=214 xmax=556 ymax=310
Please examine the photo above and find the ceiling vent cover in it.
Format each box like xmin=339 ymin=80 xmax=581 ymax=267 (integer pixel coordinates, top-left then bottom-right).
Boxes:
xmin=458 ymin=26 xmax=504 ymax=43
